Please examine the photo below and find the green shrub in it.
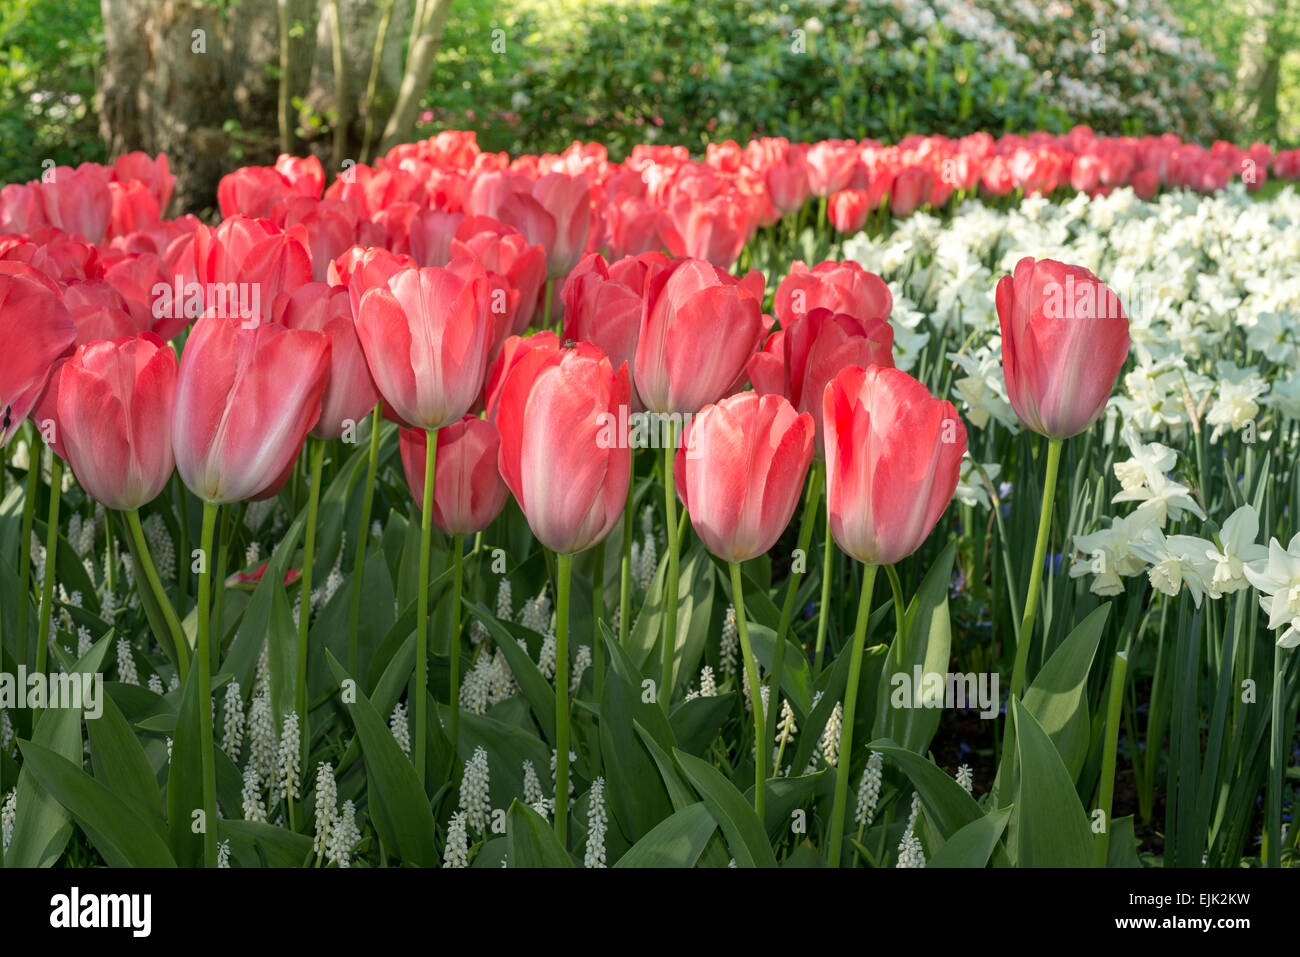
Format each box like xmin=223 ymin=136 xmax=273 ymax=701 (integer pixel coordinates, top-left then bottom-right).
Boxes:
xmin=424 ymin=0 xmax=1234 ymax=159
xmin=0 ymin=0 xmax=104 ymax=185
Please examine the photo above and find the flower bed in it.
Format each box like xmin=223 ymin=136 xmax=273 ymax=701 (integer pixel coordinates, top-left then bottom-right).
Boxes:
xmin=1 ymin=129 xmax=1296 ymax=870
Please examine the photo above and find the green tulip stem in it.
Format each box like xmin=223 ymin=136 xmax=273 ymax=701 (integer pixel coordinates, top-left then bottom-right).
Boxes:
xmin=1010 ymin=436 xmax=1063 ymax=699
xmin=729 ymin=561 xmax=766 ymax=823
xmin=827 ymin=561 xmax=878 ymax=867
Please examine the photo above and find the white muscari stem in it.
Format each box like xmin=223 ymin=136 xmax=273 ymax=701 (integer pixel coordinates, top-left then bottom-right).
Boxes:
xmin=142 ymin=513 xmax=175 ymax=581
xmin=570 ymin=645 xmax=591 ymax=693
xmin=247 ymin=692 xmax=276 ymax=784
xmin=2 ymin=788 xmax=15 ymax=851
xmin=956 ymin=763 xmax=974 ymax=794
xmin=442 ymin=811 xmax=469 ymax=868
xmin=820 ymin=701 xmax=844 ymax=768
xmin=537 ymin=631 xmax=557 ymax=679
xmin=241 ymin=763 xmax=266 ymax=823
xmin=313 ymin=762 xmax=337 ymax=856
xmin=855 ymin=751 xmax=884 ymax=828
xmin=1 ymin=708 xmax=13 ymax=756
xmin=522 ymin=759 xmax=545 ymax=808
xmin=896 ymin=792 xmax=926 ymax=868
xmin=584 ymin=778 xmax=607 ymax=868
xmin=550 ymin=748 xmax=576 ymax=810
xmin=460 ymin=746 xmax=491 ymax=833
xmin=221 ymin=679 xmax=244 ymax=763
xmin=147 ymin=674 xmax=164 ymax=695
xmin=276 ymin=711 xmax=301 ymax=802
xmin=389 ymin=701 xmax=411 ymax=758
xmin=699 ymin=666 xmax=717 ymax=697
xmin=327 ymin=800 xmax=360 ymax=868
xmin=216 ymin=840 xmax=230 ymax=868
xmin=495 ymin=578 xmax=514 ymax=622
xmin=116 ymin=638 xmax=139 ymax=686
xmin=775 ymin=699 xmax=797 ymax=746
xmin=720 ymin=606 xmax=738 ymax=678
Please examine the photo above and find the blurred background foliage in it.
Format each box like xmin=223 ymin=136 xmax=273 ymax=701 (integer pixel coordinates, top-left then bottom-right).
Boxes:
xmin=0 ymin=0 xmax=104 ymax=178
xmin=0 ymin=0 xmax=1295 ymax=192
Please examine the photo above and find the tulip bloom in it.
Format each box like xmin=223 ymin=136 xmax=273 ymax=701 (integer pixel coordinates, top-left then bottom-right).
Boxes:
xmin=674 ymin=392 xmax=814 ymax=562
xmin=277 ymin=282 xmax=380 ymax=439
xmin=56 ymin=332 xmax=176 ymax=510
xmin=172 ymin=312 xmax=331 ymax=503
xmin=355 ymin=261 xmax=494 ymax=431
xmin=634 ymin=258 xmax=769 ymax=415
xmin=774 ymin=260 xmax=892 ymax=326
xmin=996 ymin=256 xmax=1130 ymax=440
xmin=748 ymin=308 xmax=894 ymax=455
xmin=562 ymin=251 xmax=670 ymax=410
xmin=823 ymin=365 xmax=966 ymax=566
xmin=0 ymin=266 xmax=75 ymax=445
xmin=399 ymin=415 xmax=509 ymax=536
xmin=494 ymin=338 xmax=630 ymax=555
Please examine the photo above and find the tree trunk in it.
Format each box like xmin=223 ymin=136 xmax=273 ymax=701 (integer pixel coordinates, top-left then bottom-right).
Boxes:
xmin=1235 ymin=0 xmax=1290 ymax=141
xmin=378 ymin=0 xmax=453 ymax=156
xmin=97 ymin=0 xmax=404 ymax=214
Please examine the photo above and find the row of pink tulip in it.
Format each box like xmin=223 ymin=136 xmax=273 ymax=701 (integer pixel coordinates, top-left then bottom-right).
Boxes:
xmin=3 ymin=126 xmax=1297 ymax=280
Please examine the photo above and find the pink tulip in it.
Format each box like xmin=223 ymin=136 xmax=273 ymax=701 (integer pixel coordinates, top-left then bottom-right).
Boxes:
xmin=824 ymin=365 xmax=967 ymax=566
xmin=355 ymin=261 xmax=494 ymax=431
xmin=0 ymin=264 xmax=76 ymax=445
xmin=494 ymin=337 xmax=630 ymax=555
xmin=673 ymin=392 xmax=814 ymax=562
xmin=56 ymin=332 xmax=177 ymax=510
xmin=561 ymin=251 xmax=670 ymax=410
xmin=747 ymin=307 xmax=894 ymax=455
xmin=996 ymin=257 xmax=1130 ymax=439
xmin=774 ymin=260 xmax=892 ymax=326
xmin=172 ymin=312 xmax=330 ymax=503
xmin=828 ymin=189 xmax=873 ymax=233
xmin=399 ymin=415 xmax=509 ymax=536
xmin=634 ymin=258 xmax=769 ymax=415
xmin=277 ymin=282 xmax=380 ymax=439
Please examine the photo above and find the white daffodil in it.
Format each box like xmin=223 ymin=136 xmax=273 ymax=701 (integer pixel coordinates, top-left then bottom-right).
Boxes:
xmin=1113 ymin=425 xmax=1178 ymax=492
xmin=1243 ymin=532 xmax=1300 ymax=648
xmin=1128 ymin=526 xmax=1217 ymax=607
xmin=1114 ymin=471 xmax=1206 ymax=529
xmin=948 ymin=348 xmax=1017 ymax=431
xmin=954 ymin=455 xmax=1001 ymax=509
xmin=1205 ymin=361 xmax=1268 ymax=443
xmin=1070 ymin=511 xmax=1160 ymax=597
xmin=1205 ymin=505 xmax=1268 ymax=597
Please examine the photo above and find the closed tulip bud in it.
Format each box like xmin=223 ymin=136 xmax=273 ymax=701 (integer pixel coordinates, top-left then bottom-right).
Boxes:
xmin=0 ymin=264 xmax=76 ymax=445
xmin=277 ymin=282 xmax=380 ymax=439
xmin=996 ymin=256 xmax=1130 ymax=440
xmin=824 ymin=365 xmax=966 ymax=566
xmin=173 ymin=312 xmax=330 ymax=503
xmin=399 ymin=415 xmax=509 ymax=536
xmin=56 ymin=332 xmax=177 ymax=510
xmin=674 ymin=392 xmax=814 ymax=562
xmin=827 ymin=189 xmax=873 ymax=233
xmin=661 ymin=191 xmax=752 ymax=269
xmin=355 ymin=261 xmax=495 ymax=431
xmin=495 ymin=338 xmax=630 ymax=555
xmin=889 ymin=166 xmax=935 ymax=217
xmin=634 ymin=258 xmax=769 ymax=415
xmin=748 ymin=307 xmax=894 ymax=456
xmin=532 ymin=172 xmax=592 ymax=278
